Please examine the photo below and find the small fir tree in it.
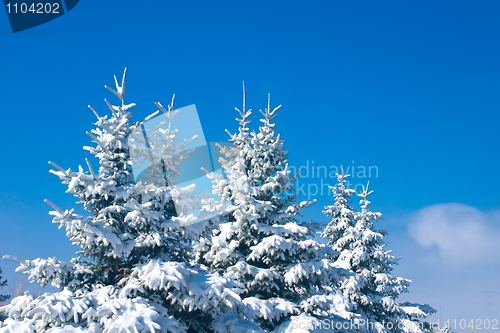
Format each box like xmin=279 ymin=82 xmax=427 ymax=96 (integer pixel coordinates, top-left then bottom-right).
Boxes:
xmin=322 ymin=174 xmax=435 ymax=333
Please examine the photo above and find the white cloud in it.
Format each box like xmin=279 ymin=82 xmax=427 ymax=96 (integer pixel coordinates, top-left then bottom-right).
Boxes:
xmin=408 ymin=203 xmax=500 ymax=266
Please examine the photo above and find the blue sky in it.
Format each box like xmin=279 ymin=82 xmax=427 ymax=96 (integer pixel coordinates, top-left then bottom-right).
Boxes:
xmin=0 ymin=1 xmax=499 ymax=331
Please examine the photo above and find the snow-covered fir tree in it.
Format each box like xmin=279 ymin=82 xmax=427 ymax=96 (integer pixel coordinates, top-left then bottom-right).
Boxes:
xmin=322 ymin=173 xmax=435 ymax=333
xmin=0 ymin=71 xmax=440 ymax=333
xmin=0 ymin=267 xmax=9 ymax=305
xmin=196 ymin=90 xmax=354 ymax=332
xmin=0 ymin=70 xmax=249 ymax=333
xmin=320 ymin=168 xmax=356 ymax=256
xmin=0 ymin=267 xmax=7 ymax=322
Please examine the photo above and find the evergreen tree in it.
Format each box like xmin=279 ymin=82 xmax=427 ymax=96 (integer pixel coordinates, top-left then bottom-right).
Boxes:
xmin=0 ymin=267 xmax=8 ymax=323
xmin=322 ymin=173 xmax=435 ymax=333
xmin=321 ymin=167 xmax=356 ymax=255
xmin=196 ymin=91 xmax=353 ymax=332
xmin=0 ymin=266 xmax=10 ymax=305
xmin=0 ymin=70 xmax=246 ymax=333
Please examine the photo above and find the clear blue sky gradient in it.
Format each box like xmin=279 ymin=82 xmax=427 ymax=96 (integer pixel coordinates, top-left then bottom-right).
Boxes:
xmin=0 ymin=1 xmax=499 ymax=330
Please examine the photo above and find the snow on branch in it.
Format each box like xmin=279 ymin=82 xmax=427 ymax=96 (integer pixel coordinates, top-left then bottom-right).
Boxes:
xmin=3 ymin=256 xmax=76 ymax=289
xmin=121 ymin=260 xmax=244 ymax=315
xmin=284 ymin=259 xmax=352 ymax=287
xmin=0 ymin=286 xmax=187 ymax=333
xmin=400 ymin=302 xmax=437 ymax=318
xmin=241 ymin=297 xmax=298 ymax=323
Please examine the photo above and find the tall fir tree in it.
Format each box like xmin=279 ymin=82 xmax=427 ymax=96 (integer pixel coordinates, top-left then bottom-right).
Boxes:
xmin=322 ymin=172 xmax=435 ymax=333
xmin=0 ymin=70 xmax=249 ymax=333
xmin=321 ymin=168 xmax=356 ymax=255
xmin=196 ymin=90 xmax=353 ymax=332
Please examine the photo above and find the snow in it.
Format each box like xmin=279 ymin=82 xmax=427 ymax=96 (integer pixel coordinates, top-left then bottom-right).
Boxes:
xmin=212 ymin=311 xmax=265 ymax=333
xmin=121 ymin=260 xmax=243 ymax=314
xmin=241 ymin=297 xmax=298 ymax=322
xmin=0 ymin=286 xmax=187 ymax=333
xmin=0 ymin=72 xmax=438 ymax=332
xmin=320 ymin=171 xmax=436 ymax=331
